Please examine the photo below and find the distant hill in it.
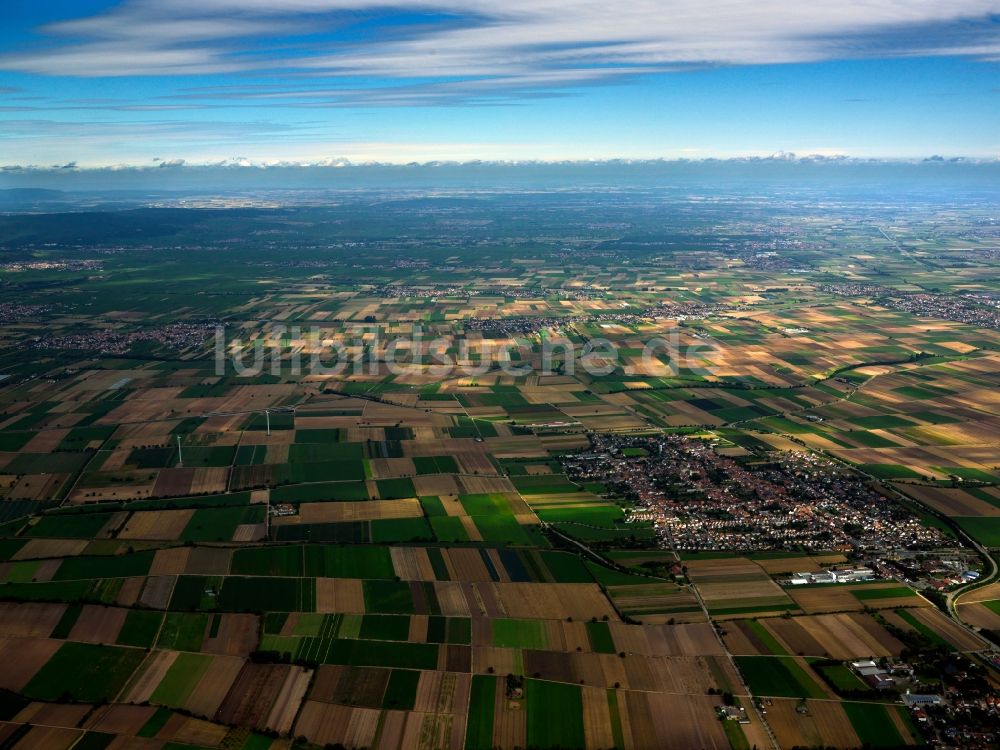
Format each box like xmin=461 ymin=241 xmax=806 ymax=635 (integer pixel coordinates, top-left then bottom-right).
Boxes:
xmin=0 ymin=188 xmax=67 ymax=202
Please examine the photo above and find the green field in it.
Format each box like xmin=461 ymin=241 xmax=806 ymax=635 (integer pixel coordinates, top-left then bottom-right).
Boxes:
xmin=150 ymin=652 xmax=213 ymax=706
xmin=25 ymin=513 xmax=116 ymax=539
xmin=218 ymin=576 xmax=316 ymax=612
xmin=359 ymin=614 xmax=411 ymax=641
xmin=843 ymin=702 xmax=906 ymax=747
xmin=303 ymin=545 xmax=395 ymax=578
xmin=491 ymin=618 xmax=548 ymax=649
xmin=382 ymin=669 xmax=420 ymax=710
xmin=24 ymin=642 xmax=145 ymax=702
xmin=954 ymin=517 xmax=1000 ymax=547
xmin=231 ymin=545 xmax=304 ymax=576
xmin=585 ymin=620 xmax=616 ymax=653
xmin=733 ymin=656 xmax=826 ymax=698
xmin=179 ymin=505 xmax=265 ymax=542
xmin=323 ymin=639 xmax=439 ymax=669
xmin=156 ymin=612 xmax=209 ymax=651
xmin=464 ymin=675 xmax=496 ymax=750
xmin=813 ymin=663 xmax=871 ymax=693
xmin=116 ymin=610 xmax=164 ymax=648
xmin=271 ymin=481 xmax=370 ymax=502
xmin=525 ymin=680 xmax=585 ymax=749
xmin=744 ymin=619 xmax=788 ymax=655
xmin=53 ymin=551 xmax=155 ymax=580
xmin=0 ymin=180 xmax=996 ymax=750
xmin=363 ymin=580 xmax=415 ymax=614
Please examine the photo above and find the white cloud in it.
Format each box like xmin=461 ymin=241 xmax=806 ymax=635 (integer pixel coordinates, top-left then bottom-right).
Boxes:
xmin=0 ymin=0 xmax=998 ymax=82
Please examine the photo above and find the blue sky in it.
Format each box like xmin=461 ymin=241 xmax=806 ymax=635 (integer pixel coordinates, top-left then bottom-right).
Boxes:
xmin=0 ymin=0 xmax=998 ymax=166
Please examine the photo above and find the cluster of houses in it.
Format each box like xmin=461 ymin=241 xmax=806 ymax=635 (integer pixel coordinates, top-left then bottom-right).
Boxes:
xmin=34 ymin=321 xmax=217 ymax=355
xmin=850 ymin=659 xmax=914 ymax=691
xmin=716 ymin=705 xmax=750 ymax=724
xmin=564 ymin=434 xmax=948 ymax=553
xmin=785 ymin=567 xmax=876 ymax=586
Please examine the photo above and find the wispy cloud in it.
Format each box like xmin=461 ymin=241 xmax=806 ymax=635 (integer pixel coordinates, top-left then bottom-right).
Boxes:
xmin=1 ymin=2 xmax=998 ymax=166
xmin=1 ymin=0 xmax=998 ymax=86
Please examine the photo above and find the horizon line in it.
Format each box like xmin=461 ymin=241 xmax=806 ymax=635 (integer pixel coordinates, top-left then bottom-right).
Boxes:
xmin=4 ymin=153 xmax=999 ymax=174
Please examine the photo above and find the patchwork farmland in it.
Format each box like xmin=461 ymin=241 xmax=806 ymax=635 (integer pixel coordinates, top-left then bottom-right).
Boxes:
xmin=1 ymin=188 xmax=999 ymax=748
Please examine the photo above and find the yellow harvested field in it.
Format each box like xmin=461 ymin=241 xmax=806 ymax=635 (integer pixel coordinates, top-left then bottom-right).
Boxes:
xmin=753 ymin=554 xmax=848 ymax=574
xmin=612 ymin=622 xmax=723 ymax=657
xmin=894 ymin=483 xmax=1000 ymax=517
xmin=767 ymin=699 xmax=862 ymax=749
xmin=472 ymin=646 xmax=523 ymax=676
xmin=765 ymin=613 xmax=904 ymax=659
xmin=315 ymin=577 xmax=366 ymax=614
xmin=433 ymin=581 xmax=472 ymax=617
xmin=274 ymin=498 xmax=421 ymax=524
xmin=620 ymin=691 xmax=730 ymax=749
xmin=150 ymin=547 xmax=192 ymax=575
xmin=390 ymin=547 xmax=436 ymax=581
xmin=443 ymin=548 xmax=492 ymax=582
xmin=957 ymin=581 xmax=1000 ymax=605
xmin=169 ymin=716 xmax=230 ymax=747
xmin=119 ymin=509 xmax=195 ymax=540
xmin=10 ymin=539 xmax=89 ymax=560
xmin=294 ymin=702 xmax=381 ymax=748
xmin=581 ymin=685 xmax=616 ymax=749
xmin=957 ymin=602 xmax=1000 ymax=630
xmin=686 ymin=557 xmax=793 ymax=609
xmin=494 ymin=583 xmax=619 ymax=621
xmin=902 ymin=606 xmax=990 ymax=652
xmin=412 ymin=474 xmax=459 ymax=496
xmin=265 ymin=665 xmax=313 ymax=735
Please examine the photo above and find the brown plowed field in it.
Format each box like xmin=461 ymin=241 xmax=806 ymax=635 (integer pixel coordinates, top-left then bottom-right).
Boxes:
xmin=495 ymin=583 xmax=617 ymax=621
xmin=114 ymin=576 xmax=145 ymax=607
xmin=0 ymin=637 xmax=61 ymax=692
xmin=326 ymin=665 xmax=390 ymax=708
xmin=623 ymin=691 xmax=730 ymax=749
xmin=11 ymin=539 xmax=88 ymax=560
xmin=184 ymin=547 xmax=232 ymax=574
xmin=150 ymin=547 xmax=190 ymax=576
xmin=122 ymin=650 xmax=177 ymax=703
xmin=294 ymin=702 xmax=381 ymax=748
xmin=185 ymin=654 xmax=244 ymax=718
xmin=491 ymin=677 xmax=526 ymax=749
xmin=84 ymin=705 xmax=158 ymax=736
xmin=0 ymin=602 xmax=65 ymax=638
xmin=138 ymin=575 xmax=175 ymax=609
xmin=67 ymin=605 xmax=127 ymax=644
xmin=201 ymin=614 xmax=258 ymax=656
xmin=215 ymin=662 xmax=310 ymax=732
xmin=391 ymin=547 xmax=437 ymax=581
